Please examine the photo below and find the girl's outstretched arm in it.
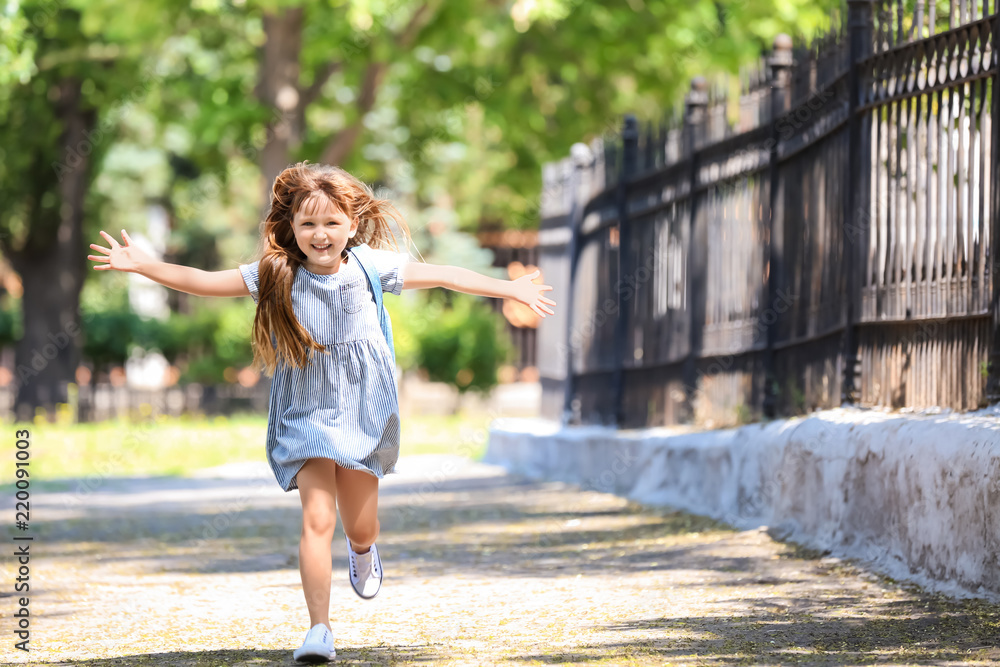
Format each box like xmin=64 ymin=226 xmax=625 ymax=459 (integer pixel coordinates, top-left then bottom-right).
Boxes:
xmin=88 ymin=229 xmax=251 ymax=298
xmin=401 ymin=262 xmax=556 ymax=319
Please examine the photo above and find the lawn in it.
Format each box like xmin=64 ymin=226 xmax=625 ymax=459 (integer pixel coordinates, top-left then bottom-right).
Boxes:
xmin=0 ymin=411 xmax=490 ymax=487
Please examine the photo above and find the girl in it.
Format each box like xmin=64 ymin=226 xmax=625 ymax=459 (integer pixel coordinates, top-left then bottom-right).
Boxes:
xmin=87 ymin=161 xmax=556 ymax=663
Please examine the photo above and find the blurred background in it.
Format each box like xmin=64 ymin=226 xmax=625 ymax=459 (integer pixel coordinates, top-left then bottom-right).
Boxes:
xmin=0 ymin=0 xmax=835 ymax=477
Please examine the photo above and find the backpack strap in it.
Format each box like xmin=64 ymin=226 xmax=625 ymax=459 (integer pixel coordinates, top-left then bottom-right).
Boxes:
xmin=347 ymin=243 xmax=396 ymax=365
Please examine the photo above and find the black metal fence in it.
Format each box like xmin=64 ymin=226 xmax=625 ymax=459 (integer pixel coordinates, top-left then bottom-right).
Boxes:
xmin=538 ymin=0 xmax=1000 ymax=427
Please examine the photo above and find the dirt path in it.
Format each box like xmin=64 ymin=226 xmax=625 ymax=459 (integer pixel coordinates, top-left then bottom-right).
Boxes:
xmin=2 ymin=454 xmax=999 ymax=666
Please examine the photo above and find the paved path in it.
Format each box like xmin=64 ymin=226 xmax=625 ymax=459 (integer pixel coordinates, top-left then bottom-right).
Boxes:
xmin=2 ymin=455 xmax=999 ymax=666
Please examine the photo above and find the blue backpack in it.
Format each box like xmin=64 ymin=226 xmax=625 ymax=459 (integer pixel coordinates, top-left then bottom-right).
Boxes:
xmin=347 ymin=243 xmax=396 ymax=365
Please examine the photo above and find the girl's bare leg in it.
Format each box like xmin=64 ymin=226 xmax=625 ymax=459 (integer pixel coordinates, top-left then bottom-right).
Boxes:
xmin=296 ymin=458 xmax=339 ymax=630
xmin=335 ymin=464 xmax=380 ymax=553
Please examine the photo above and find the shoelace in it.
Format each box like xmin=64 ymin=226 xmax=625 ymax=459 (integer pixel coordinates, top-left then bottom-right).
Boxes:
xmin=351 ymin=548 xmax=377 ymax=579
xmin=308 ymin=626 xmax=331 ymax=646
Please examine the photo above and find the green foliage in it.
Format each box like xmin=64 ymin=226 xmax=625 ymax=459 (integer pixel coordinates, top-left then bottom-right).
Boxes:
xmin=368 ymin=0 xmax=841 ymax=231
xmin=175 ymin=301 xmax=255 ymax=384
xmin=81 ymin=307 xmax=141 ymax=371
xmin=78 ymin=269 xmax=509 ymax=391
xmin=0 ymin=294 xmax=23 ymax=347
xmin=0 ymin=1 xmax=184 ymax=257
xmin=414 ymin=292 xmax=512 ymax=395
xmin=79 ymin=296 xmax=255 ymax=383
xmin=1 ymin=0 xmax=845 ymax=240
xmin=57 ymin=0 xmax=841 ymax=244
xmin=384 ymin=295 xmax=420 ymax=372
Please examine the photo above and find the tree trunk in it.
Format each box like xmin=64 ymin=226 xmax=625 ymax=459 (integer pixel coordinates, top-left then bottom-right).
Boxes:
xmin=258 ymin=7 xmax=304 ymax=209
xmin=256 ymin=4 xmax=432 ymax=206
xmin=12 ymin=253 xmax=84 ymax=421
xmin=10 ymin=76 xmax=93 ymax=421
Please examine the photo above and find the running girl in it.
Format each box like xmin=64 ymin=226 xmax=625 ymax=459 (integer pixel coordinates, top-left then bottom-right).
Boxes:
xmin=86 ymin=161 xmax=556 ymax=662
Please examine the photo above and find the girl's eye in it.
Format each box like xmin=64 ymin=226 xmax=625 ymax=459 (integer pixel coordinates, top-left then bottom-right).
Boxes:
xmin=300 ymin=220 xmax=341 ymax=227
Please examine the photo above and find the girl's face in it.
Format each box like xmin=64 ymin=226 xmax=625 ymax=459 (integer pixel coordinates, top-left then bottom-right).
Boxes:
xmin=291 ymin=193 xmax=358 ymax=274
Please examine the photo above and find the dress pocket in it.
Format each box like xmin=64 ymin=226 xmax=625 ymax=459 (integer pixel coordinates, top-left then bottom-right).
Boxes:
xmin=340 ymin=277 xmax=368 ymax=313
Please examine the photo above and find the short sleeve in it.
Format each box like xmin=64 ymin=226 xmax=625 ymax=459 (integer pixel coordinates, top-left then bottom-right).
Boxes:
xmin=366 ymin=248 xmax=411 ymax=296
xmin=239 ymin=261 xmax=260 ymax=304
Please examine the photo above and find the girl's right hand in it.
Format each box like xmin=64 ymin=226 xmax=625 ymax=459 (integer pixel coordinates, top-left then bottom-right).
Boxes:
xmin=88 ymin=230 xmax=154 ymax=273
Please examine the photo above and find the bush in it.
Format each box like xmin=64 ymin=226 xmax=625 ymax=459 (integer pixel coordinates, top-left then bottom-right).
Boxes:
xmin=385 ymin=291 xmax=434 ymax=373
xmin=413 ymin=292 xmax=512 ymax=394
xmin=80 ymin=298 xmax=255 ymax=383
xmin=82 ymin=307 xmax=142 ymax=371
xmin=175 ymin=301 xmax=254 ymax=384
xmin=78 ymin=284 xmax=509 ymax=390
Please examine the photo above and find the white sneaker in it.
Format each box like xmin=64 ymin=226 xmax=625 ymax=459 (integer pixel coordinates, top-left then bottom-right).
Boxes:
xmin=346 ymin=535 xmax=382 ymax=599
xmin=293 ymin=623 xmax=336 ymax=663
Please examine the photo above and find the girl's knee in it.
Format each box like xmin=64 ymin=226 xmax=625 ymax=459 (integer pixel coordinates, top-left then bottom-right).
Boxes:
xmin=344 ymin=518 xmax=379 ymax=547
xmin=301 ymin=507 xmax=337 ymax=537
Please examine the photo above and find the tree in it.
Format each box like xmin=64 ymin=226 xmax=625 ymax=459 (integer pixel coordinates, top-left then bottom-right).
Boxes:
xmin=0 ymin=0 xmax=186 ymax=419
xmin=1 ymin=6 xmax=108 ymax=418
xmin=255 ymin=1 xmax=439 ymax=200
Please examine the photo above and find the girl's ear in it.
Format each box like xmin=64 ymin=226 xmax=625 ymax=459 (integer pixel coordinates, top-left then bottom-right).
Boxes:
xmin=349 ymin=218 xmax=359 ymax=237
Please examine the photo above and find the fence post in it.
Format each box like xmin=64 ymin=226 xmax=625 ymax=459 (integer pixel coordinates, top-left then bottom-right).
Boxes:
xmin=612 ymin=115 xmax=639 ymax=426
xmin=682 ymin=78 xmax=708 ymax=420
xmin=762 ymin=35 xmax=793 ymax=418
xmin=562 ymin=146 xmax=594 ymax=425
xmin=842 ymin=0 xmax=874 ymax=405
xmin=986 ymin=11 xmax=1000 ymax=403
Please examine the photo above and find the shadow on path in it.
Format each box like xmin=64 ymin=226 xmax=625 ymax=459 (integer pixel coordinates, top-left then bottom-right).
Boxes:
xmin=48 ymin=645 xmax=442 ymax=666
xmin=508 ymin=607 xmax=1000 ymax=665
xmin=9 ymin=455 xmax=1000 ymax=666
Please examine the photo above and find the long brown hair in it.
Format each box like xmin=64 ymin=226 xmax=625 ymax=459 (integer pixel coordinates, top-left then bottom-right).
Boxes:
xmin=248 ymin=161 xmax=412 ymax=376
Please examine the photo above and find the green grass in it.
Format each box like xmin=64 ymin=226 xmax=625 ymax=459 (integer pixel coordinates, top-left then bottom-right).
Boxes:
xmin=0 ymin=411 xmax=489 ymax=486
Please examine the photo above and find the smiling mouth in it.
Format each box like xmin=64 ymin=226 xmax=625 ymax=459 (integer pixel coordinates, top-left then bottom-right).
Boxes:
xmin=312 ymin=244 xmax=332 ymax=251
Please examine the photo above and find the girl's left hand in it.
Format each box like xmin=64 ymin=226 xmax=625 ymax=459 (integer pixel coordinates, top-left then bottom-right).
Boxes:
xmin=510 ymin=270 xmax=556 ymax=318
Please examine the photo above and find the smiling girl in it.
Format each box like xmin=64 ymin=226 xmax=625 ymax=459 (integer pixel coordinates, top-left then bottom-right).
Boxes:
xmin=87 ymin=161 xmax=556 ymax=663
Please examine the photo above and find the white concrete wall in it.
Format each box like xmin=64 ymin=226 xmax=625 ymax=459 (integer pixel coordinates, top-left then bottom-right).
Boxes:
xmin=485 ymin=407 xmax=1000 ymax=600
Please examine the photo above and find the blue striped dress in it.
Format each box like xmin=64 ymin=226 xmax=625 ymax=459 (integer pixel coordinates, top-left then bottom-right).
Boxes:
xmin=239 ymin=248 xmax=410 ymax=491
